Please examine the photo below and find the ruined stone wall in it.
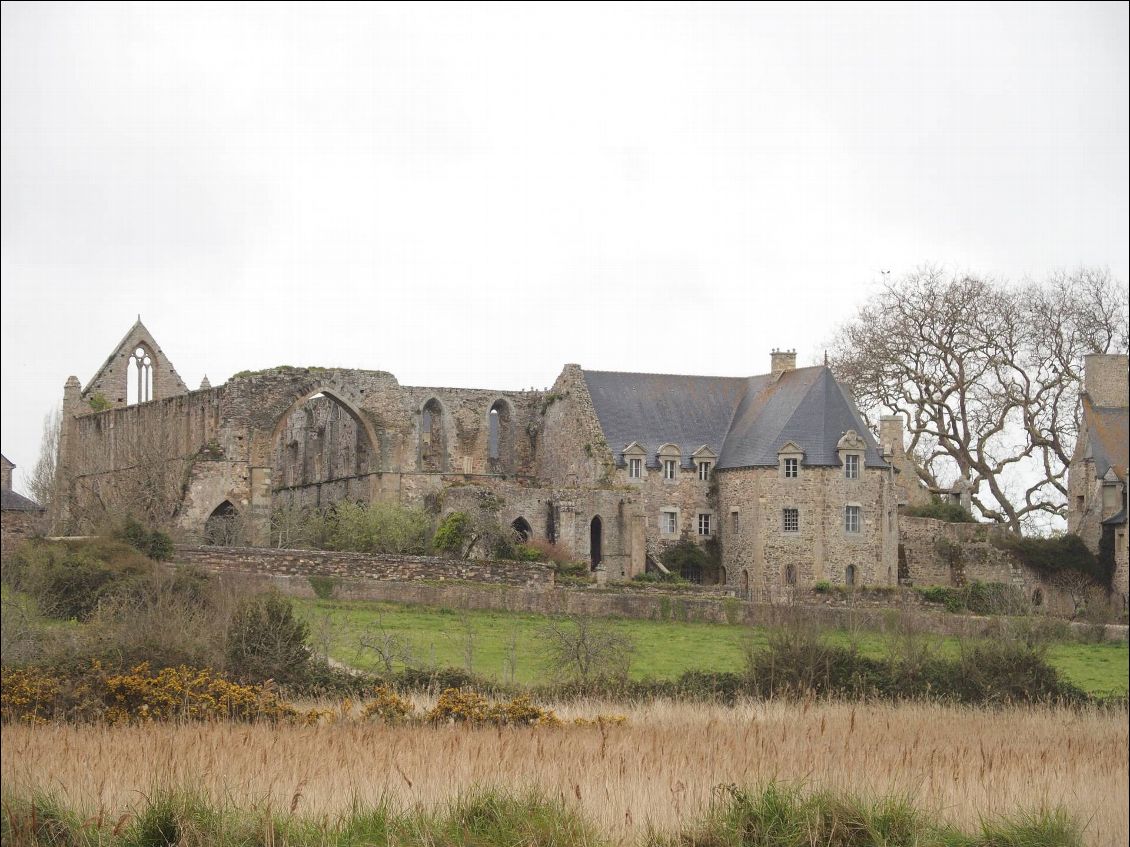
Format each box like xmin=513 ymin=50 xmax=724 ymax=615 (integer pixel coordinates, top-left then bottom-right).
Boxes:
xmin=174 ymin=545 xmax=555 ymax=587
xmin=717 ymin=464 xmax=898 ymax=600
xmin=535 ymin=365 xmax=614 ymax=487
xmin=1 ymin=510 xmax=45 ymax=559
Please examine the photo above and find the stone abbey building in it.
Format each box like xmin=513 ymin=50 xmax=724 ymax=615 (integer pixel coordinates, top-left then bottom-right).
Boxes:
xmin=60 ymin=320 xmax=1130 ymax=610
xmin=55 ymin=320 xmax=910 ymax=600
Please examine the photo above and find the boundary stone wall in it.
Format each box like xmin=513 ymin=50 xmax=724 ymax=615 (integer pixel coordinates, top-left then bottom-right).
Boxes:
xmin=174 ymin=546 xmax=555 ymax=588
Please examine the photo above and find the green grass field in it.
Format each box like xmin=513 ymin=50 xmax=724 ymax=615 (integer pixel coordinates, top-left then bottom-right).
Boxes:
xmin=296 ymin=597 xmax=1130 ymax=697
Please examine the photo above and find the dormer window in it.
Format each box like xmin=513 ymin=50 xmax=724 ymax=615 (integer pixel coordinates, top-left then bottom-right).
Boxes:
xmin=658 ymin=443 xmax=681 ymax=483
xmin=691 ymin=445 xmax=717 ymax=483
xmin=623 ymin=442 xmax=647 ymax=481
xmin=778 ymin=441 xmax=805 ymax=479
xmin=836 ymin=430 xmax=867 ymax=481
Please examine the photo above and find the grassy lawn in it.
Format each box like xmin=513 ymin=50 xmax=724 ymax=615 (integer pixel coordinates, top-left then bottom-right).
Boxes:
xmin=296 ymin=597 xmax=1129 ymax=696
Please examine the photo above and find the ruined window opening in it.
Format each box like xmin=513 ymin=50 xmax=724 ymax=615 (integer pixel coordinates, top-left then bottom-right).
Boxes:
xmin=845 ymin=564 xmax=856 ymax=587
xmin=731 ymin=511 xmax=740 ymax=533
xmin=419 ymin=399 xmax=447 ymax=472
xmin=489 ymin=408 xmax=500 ymax=459
xmin=783 ymin=508 xmax=799 ymax=533
xmin=127 ymin=346 xmax=153 ymax=405
xmin=511 ymin=517 xmax=532 ymax=542
xmin=204 ymin=500 xmax=240 ymax=546
xmin=589 ymin=516 xmax=603 ymax=569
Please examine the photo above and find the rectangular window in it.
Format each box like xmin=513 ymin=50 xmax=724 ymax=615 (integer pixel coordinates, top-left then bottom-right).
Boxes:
xmin=845 ymin=505 xmax=862 ymax=534
xmin=698 ymin=461 xmax=712 ymax=481
xmin=731 ymin=511 xmax=740 ymax=533
xmin=661 ymin=510 xmax=678 ymax=534
xmin=783 ymin=508 xmax=799 ymax=533
xmin=698 ymin=513 xmax=711 ymax=536
xmin=663 ymin=459 xmax=677 ymax=480
xmin=629 ymin=458 xmax=642 ymax=479
xmin=784 ymin=457 xmax=798 ymax=478
xmin=844 ymin=454 xmax=860 ymax=479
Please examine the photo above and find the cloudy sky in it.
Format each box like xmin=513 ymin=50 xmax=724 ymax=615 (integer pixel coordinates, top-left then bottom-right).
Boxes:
xmin=2 ymin=2 xmax=1127 ymax=490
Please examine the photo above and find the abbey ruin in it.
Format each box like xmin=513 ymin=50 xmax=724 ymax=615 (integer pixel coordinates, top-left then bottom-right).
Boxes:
xmin=49 ymin=320 xmax=1129 ymax=608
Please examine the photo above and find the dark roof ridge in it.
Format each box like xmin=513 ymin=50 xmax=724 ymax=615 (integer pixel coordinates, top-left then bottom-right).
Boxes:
xmin=582 ymin=365 xmax=824 ymax=381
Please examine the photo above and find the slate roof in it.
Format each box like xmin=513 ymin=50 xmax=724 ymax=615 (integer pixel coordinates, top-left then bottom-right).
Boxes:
xmin=582 ymin=365 xmax=887 ymax=470
xmin=1 ymin=488 xmax=45 ymax=512
xmin=582 ymin=371 xmax=749 ymax=467
xmin=1082 ymin=396 xmax=1129 ymax=481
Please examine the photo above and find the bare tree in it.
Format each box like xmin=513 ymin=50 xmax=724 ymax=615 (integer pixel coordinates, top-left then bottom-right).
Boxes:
xmin=356 ymin=611 xmax=417 ymax=673
xmin=538 ymin=615 xmax=635 ymax=682
xmin=27 ymin=407 xmax=61 ymax=516
xmin=830 ymin=267 xmax=1128 ymax=531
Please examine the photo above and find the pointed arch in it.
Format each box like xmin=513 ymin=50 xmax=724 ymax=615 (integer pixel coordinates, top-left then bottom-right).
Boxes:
xmin=419 ymin=397 xmax=449 ymax=472
xmin=511 ymin=516 xmax=532 ymax=542
xmin=204 ymin=500 xmax=242 ymax=546
xmin=589 ymin=515 xmax=603 ymax=569
xmin=271 ymin=387 xmax=378 ymax=492
xmin=488 ymin=398 xmax=516 ymax=472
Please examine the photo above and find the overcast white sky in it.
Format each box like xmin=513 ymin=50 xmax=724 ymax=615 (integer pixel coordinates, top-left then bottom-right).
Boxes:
xmin=2 ymin=2 xmax=1127 ymax=492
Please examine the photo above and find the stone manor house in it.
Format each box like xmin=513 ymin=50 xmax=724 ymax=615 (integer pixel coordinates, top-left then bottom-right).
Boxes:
xmin=49 ymin=320 xmax=1128 ymax=604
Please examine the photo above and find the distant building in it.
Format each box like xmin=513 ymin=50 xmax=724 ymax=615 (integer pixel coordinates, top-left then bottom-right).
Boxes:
xmin=1 ymin=454 xmax=46 ymax=558
xmin=1067 ymin=353 xmax=1129 ymax=609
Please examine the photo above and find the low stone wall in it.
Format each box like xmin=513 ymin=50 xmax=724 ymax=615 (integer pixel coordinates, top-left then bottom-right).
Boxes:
xmin=173 ymin=546 xmax=555 ymax=588
xmin=211 ymin=568 xmax=1128 ymax=644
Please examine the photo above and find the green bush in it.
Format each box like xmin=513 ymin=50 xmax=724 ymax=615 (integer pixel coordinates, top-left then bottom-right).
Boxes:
xmin=660 ymin=539 xmax=719 ymax=583
xmin=224 ymin=594 xmax=312 ymax=685
xmin=993 ymin=533 xmax=1105 ymax=586
xmin=433 ymin=512 xmax=473 ymax=557
xmin=903 ymin=497 xmax=977 ymax=522
xmin=115 ymin=517 xmax=174 ymax=561
xmin=325 ymin=502 xmax=433 ymax=556
xmin=307 ymin=575 xmax=341 ymax=600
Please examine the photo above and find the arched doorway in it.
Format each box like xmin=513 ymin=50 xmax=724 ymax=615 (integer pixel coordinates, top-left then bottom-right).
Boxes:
xmin=511 ymin=517 xmax=532 ymax=542
xmin=845 ymin=564 xmax=856 ymax=587
xmin=204 ymin=500 xmax=240 ymax=546
xmin=590 ymin=516 xmax=603 ymax=569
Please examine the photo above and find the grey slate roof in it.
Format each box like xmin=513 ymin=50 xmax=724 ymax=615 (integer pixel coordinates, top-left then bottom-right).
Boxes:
xmin=582 ymin=371 xmax=749 ymax=466
xmin=1 ymin=488 xmax=45 ymax=512
xmin=582 ymin=365 xmax=887 ymax=470
xmin=1082 ymin=397 xmax=1129 ymax=481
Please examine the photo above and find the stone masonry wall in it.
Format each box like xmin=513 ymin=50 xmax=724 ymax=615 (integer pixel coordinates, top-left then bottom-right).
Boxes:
xmin=174 ymin=545 xmax=555 ymax=587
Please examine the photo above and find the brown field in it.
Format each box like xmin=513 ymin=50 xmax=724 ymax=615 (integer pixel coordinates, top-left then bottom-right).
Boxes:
xmin=2 ymin=699 xmax=1127 ymax=846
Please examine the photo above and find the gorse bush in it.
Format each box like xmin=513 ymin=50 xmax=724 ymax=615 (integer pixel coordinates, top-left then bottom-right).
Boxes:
xmin=0 ymin=663 xmax=297 ymax=725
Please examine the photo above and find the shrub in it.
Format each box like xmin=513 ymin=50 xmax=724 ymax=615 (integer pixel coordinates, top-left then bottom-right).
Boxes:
xmin=307 ymin=575 xmax=341 ymax=600
xmin=903 ymin=497 xmax=977 ymax=522
xmin=361 ymin=686 xmax=417 ymax=723
xmin=224 ymin=594 xmax=312 ymax=685
xmin=433 ymin=512 xmax=473 ymax=558
xmin=993 ymin=533 xmax=1105 ymax=586
xmin=661 ymin=539 xmax=719 ymax=583
xmin=115 ymin=517 xmax=174 ymax=561
xmin=325 ymin=502 xmax=433 ymax=556
xmin=520 ymin=538 xmax=574 ymax=565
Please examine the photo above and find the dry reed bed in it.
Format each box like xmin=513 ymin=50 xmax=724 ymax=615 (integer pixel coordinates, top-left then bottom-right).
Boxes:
xmin=2 ymin=699 xmax=1126 ymax=846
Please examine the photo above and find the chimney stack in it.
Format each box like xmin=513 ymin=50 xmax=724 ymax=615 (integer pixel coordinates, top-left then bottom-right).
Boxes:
xmin=771 ymin=349 xmax=797 ymax=380
xmin=1083 ymin=353 xmax=1128 ymax=408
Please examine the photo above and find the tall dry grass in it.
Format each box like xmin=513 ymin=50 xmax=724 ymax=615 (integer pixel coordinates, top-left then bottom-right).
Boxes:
xmin=2 ymin=699 xmax=1126 ymax=846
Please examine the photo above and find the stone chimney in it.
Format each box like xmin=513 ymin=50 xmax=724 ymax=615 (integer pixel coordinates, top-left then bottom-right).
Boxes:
xmin=770 ymin=349 xmax=797 ymax=380
xmin=199 ymin=375 xmax=212 ymax=390
xmin=878 ymin=415 xmax=905 ymax=460
xmin=1 ymin=455 xmax=13 ymax=492
xmin=1084 ymin=353 xmax=1128 ymax=408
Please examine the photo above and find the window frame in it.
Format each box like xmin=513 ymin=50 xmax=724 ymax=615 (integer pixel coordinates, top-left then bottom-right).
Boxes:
xmin=628 ymin=457 xmax=643 ymax=479
xmin=697 ymin=512 xmax=712 ymax=536
xmin=697 ymin=461 xmax=712 ymax=481
xmin=663 ymin=458 xmax=677 ymax=480
xmin=782 ymin=507 xmax=799 ymax=534
xmin=660 ymin=509 xmax=679 ymax=536
xmin=844 ymin=504 xmax=862 ymax=534
xmin=844 ymin=453 xmax=861 ymax=480
xmin=783 ymin=457 xmax=799 ymax=479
